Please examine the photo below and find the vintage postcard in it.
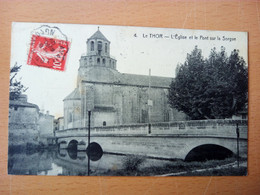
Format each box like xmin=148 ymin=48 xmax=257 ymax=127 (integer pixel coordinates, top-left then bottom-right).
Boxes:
xmin=8 ymin=22 xmax=248 ymax=176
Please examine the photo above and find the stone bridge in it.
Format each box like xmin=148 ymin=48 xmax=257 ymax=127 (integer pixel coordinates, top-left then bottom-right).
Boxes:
xmin=55 ymin=119 xmax=248 ymax=161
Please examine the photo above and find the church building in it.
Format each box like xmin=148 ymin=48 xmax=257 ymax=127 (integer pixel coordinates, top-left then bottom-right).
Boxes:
xmin=63 ymin=29 xmax=186 ymax=129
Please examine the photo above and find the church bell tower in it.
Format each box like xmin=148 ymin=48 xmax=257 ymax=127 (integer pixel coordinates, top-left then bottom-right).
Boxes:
xmin=78 ymin=28 xmax=117 ymax=73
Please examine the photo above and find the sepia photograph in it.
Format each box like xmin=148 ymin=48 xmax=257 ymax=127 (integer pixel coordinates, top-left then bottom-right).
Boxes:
xmin=8 ymin=22 xmax=248 ymax=176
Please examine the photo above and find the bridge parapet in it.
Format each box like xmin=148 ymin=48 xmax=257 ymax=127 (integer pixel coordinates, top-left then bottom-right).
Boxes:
xmin=151 ymin=119 xmax=247 ymax=139
xmin=55 ymin=119 xmax=247 ymax=139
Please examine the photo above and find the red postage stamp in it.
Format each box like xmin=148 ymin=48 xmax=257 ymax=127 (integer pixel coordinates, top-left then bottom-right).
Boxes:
xmin=27 ymin=25 xmax=70 ymax=71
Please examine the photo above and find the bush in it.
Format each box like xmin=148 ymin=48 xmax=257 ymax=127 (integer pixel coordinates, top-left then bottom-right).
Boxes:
xmin=122 ymin=155 xmax=145 ymax=173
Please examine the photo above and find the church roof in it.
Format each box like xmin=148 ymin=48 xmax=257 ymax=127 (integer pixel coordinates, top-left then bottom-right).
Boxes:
xmin=88 ymin=29 xmax=109 ymax=42
xmin=120 ymin=73 xmax=173 ymax=88
xmin=64 ymin=88 xmax=81 ymax=101
xmin=81 ymin=67 xmax=173 ymax=88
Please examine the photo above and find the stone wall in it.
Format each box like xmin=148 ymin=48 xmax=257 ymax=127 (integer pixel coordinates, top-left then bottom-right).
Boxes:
xmin=56 ymin=119 xmax=247 ymax=139
xmin=74 ymin=81 xmax=187 ymax=127
xmin=8 ymin=123 xmax=39 ymax=146
xmin=57 ymin=134 xmax=247 ymax=160
xmin=8 ymin=106 xmax=39 ymax=146
xmin=9 ymin=106 xmax=38 ymax=124
xmin=64 ymin=99 xmax=82 ymax=129
xmin=56 ymin=119 xmax=248 ymax=159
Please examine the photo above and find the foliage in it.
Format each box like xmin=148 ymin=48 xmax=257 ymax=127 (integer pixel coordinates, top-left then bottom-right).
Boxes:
xmin=169 ymin=46 xmax=248 ymax=119
xmin=9 ymin=63 xmax=28 ymax=100
xmin=122 ymin=155 xmax=145 ymax=173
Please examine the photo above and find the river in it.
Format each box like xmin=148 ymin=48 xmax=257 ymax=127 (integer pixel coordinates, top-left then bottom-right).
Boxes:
xmin=8 ymin=149 xmax=174 ymax=176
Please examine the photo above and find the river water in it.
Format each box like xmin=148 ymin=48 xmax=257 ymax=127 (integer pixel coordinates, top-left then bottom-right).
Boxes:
xmin=8 ymin=149 xmax=173 ymax=176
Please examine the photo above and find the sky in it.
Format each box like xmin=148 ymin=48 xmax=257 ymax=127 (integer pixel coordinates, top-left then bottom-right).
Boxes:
xmin=10 ymin=22 xmax=248 ymax=118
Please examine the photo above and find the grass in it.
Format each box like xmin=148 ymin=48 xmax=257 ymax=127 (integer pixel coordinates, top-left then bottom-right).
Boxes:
xmin=104 ymin=156 xmax=247 ymax=176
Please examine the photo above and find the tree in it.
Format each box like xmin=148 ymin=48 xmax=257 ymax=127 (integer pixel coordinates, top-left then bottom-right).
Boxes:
xmin=169 ymin=46 xmax=248 ymax=120
xmin=9 ymin=63 xmax=28 ymax=100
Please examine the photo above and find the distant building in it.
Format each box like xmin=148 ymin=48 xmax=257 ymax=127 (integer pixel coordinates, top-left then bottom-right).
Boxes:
xmin=57 ymin=117 xmax=64 ymax=130
xmin=38 ymin=111 xmax=55 ymax=145
xmin=54 ymin=119 xmax=59 ymax=131
xmin=8 ymin=95 xmax=40 ymax=146
xmin=54 ymin=117 xmax=64 ymax=132
xmin=63 ymin=29 xmax=186 ymax=129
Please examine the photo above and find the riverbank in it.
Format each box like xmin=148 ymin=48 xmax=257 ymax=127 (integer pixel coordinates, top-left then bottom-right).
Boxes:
xmin=103 ymin=156 xmax=247 ymax=176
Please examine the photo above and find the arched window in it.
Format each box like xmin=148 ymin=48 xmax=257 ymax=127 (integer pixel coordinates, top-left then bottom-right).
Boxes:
xmin=97 ymin=58 xmax=100 ymax=65
xmin=102 ymin=59 xmax=106 ymax=65
xmin=90 ymin=41 xmax=94 ymax=51
xmin=89 ymin=57 xmax=92 ymax=65
xmin=69 ymin=112 xmax=73 ymax=123
xmin=98 ymin=41 xmax=102 ymax=51
xmin=98 ymin=41 xmax=102 ymax=55
xmin=84 ymin=57 xmax=87 ymax=66
xmin=103 ymin=121 xmax=106 ymax=126
xmin=105 ymin=43 xmax=108 ymax=53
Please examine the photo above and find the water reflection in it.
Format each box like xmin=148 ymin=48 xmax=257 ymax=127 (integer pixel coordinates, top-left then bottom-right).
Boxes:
xmin=8 ymin=149 xmax=55 ymax=175
xmin=8 ymin=148 xmax=172 ymax=176
xmin=38 ymin=163 xmax=63 ymax=175
xmin=67 ymin=149 xmax=78 ymax=160
xmin=8 ymin=148 xmax=123 ymax=176
xmin=55 ymin=149 xmax=122 ymax=176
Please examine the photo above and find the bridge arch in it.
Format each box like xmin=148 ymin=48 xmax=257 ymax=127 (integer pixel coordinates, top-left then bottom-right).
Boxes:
xmin=184 ymin=144 xmax=234 ymax=162
xmin=68 ymin=140 xmax=78 ymax=151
